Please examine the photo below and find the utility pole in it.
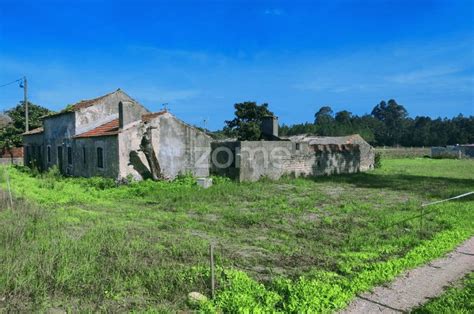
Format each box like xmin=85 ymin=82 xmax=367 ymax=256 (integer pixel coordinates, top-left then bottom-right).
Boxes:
xmin=23 ymin=76 xmax=29 ymax=132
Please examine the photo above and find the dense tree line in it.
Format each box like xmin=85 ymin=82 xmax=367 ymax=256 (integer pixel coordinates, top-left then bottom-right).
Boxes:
xmin=222 ymin=99 xmax=473 ymax=146
xmin=279 ymin=99 xmax=474 ymax=146
xmin=1 ymin=99 xmax=472 ymax=149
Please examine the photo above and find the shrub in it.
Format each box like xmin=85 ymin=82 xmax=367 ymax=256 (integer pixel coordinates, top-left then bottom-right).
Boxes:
xmin=201 ymin=269 xmax=282 ymax=313
xmin=210 ymin=175 xmax=231 ymax=185
xmin=42 ymin=165 xmax=61 ymax=179
xmin=374 ymin=152 xmax=382 ymax=169
xmin=174 ymin=172 xmax=197 ymax=186
xmin=78 ymin=176 xmax=116 ymax=190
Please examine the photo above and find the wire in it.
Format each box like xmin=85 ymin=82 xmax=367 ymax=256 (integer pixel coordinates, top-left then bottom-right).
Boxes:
xmin=0 ymin=78 xmax=22 ymax=88
xmin=422 ymin=191 xmax=474 ymax=207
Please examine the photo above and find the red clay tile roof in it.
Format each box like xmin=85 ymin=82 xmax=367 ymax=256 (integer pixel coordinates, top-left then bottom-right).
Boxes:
xmin=69 ymin=93 xmax=112 ymax=111
xmin=142 ymin=110 xmax=167 ymax=122
xmin=22 ymin=127 xmax=44 ymax=135
xmin=74 ymin=119 xmax=120 ymax=138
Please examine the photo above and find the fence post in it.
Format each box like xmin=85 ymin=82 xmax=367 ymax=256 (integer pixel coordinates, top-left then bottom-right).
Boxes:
xmin=209 ymin=242 xmax=215 ymax=299
xmin=419 ymin=205 xmax=423 ymax=239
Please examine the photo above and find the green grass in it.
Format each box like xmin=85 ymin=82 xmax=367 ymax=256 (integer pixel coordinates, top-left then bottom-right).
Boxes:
xmin=412 ymin=272 xmax=474 ymax=314
xmin=0 ymin=158 xmax=473 ymax=312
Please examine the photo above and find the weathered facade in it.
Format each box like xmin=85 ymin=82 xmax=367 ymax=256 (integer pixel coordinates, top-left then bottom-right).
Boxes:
xmin=211 ymin=120 xmax=375 ymax=182
xmin=117 ymin=111 xmax=211 ymax=180
xmin=23 ymin=89 xmax=374 ymax=182
xmin=211 ymin=140 xmax=363 ymax=182
xmin=23 ymin=89 xmax=212 ymax=180
xmin=288 ymin=134 xmax=375 ymax=172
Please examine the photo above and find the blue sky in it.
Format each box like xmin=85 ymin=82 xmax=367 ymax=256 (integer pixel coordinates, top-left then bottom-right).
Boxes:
xmin=1 ymin=0 xmax=473 ymax=130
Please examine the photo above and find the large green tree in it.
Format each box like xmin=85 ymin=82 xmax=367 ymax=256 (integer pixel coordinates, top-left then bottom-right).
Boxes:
xmin=314 ymin=106 xmax=335 ymax=136
xmin=224 ymin=101 xmax=274 ymax=140
xmin=371 ymin=99 xmax=408 ymax=146
xmin=0 ymin=101 xmax=53 ymax=149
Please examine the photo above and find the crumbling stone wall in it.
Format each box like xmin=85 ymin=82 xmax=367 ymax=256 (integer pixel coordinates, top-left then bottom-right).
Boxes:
xmin=210 ymin=141 xmax=363 ymax=182
xmin=210 ymin=141 xmax=240 ymax=179
xmin=357 ymin=141 xmax=375 ymax=171
xmin=309 ymin=144 xmax=361 ymax=176
xmin=238 ymin=141 xmax=295 ymax=181
xmin=118 ymin=112 xmax=212 ymax=180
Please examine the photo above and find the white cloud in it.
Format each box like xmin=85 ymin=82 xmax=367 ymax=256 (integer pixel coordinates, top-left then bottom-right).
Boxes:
xmin=293 ymin=79 xmax=374 ymax=93
xmin=387 ymin=66 xmax=463 ymax=84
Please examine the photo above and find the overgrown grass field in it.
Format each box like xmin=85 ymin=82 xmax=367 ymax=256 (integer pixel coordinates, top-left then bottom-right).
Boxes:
xmin=0 ymin=159 xmax=473 ymax=312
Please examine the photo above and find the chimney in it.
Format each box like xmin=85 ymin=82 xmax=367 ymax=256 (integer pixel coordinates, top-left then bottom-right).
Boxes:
xmin=118 ymin=101 xmax=125 ymax=129
xmin=118 ymin=101 xmax=140 ymax=129
xmin=261 ymin=115 xmax=279 ymax=139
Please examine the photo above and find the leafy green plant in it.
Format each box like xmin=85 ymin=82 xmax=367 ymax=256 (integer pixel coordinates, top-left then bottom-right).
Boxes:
xmin=374 ymin=151 xmax=383 ymax=168
xmin=77 ymin=176 xmax=116 ymax=190
xmin=201 ymin=269 xmax=282 ymax=313
xmin=174 ymin=172 xmax=197 ymax=186
xmin=210 ymin=175 xmax=231 ymax=185
xmin=201 ymin=229 xmax=470 ymax=313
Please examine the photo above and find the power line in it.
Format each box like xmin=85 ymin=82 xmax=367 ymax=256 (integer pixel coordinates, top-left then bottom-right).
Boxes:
xmin=0 ymin=77 xmax=29 ymax=132
xmin=0 ymin=78 xmax=22 ymax=88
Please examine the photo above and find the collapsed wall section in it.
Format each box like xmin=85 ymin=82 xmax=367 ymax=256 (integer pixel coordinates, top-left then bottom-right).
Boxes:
xmin=118 ymin=113 xmax=212 ymax=180
xmin=210 ymin=141 xmax=362 ymax=182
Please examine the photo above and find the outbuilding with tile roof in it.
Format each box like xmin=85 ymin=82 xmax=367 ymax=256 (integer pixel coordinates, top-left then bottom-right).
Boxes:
xmin=23 ymin=89 xmax=212 ymax=179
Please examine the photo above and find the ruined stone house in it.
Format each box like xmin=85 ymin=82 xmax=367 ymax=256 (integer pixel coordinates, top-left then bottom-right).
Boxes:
xmin=22 ymin=89 xmax=212 ymax=180
xmin=23 ymin=89 xmax=375 ymax=182
xmin=287 ymin=133 xmax=375 ymax=172
xmin=211 ymin=117 xmax=375 ymax=182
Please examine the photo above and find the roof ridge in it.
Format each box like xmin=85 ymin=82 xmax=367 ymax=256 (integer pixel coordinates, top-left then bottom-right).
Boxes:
xmin=115 ymin=89 xmax=143 ymax=107
xmin=142 ymin=110 xmax=169 ymax=122
xmin=44 ymin=89 xmax=126 ymax=118
xmin=74 ymin=88 xmax=122 ymax=106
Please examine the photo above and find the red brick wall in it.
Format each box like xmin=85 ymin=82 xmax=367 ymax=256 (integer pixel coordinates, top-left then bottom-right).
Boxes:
xmin=0 ymin=147 xmax=24 ymax=158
